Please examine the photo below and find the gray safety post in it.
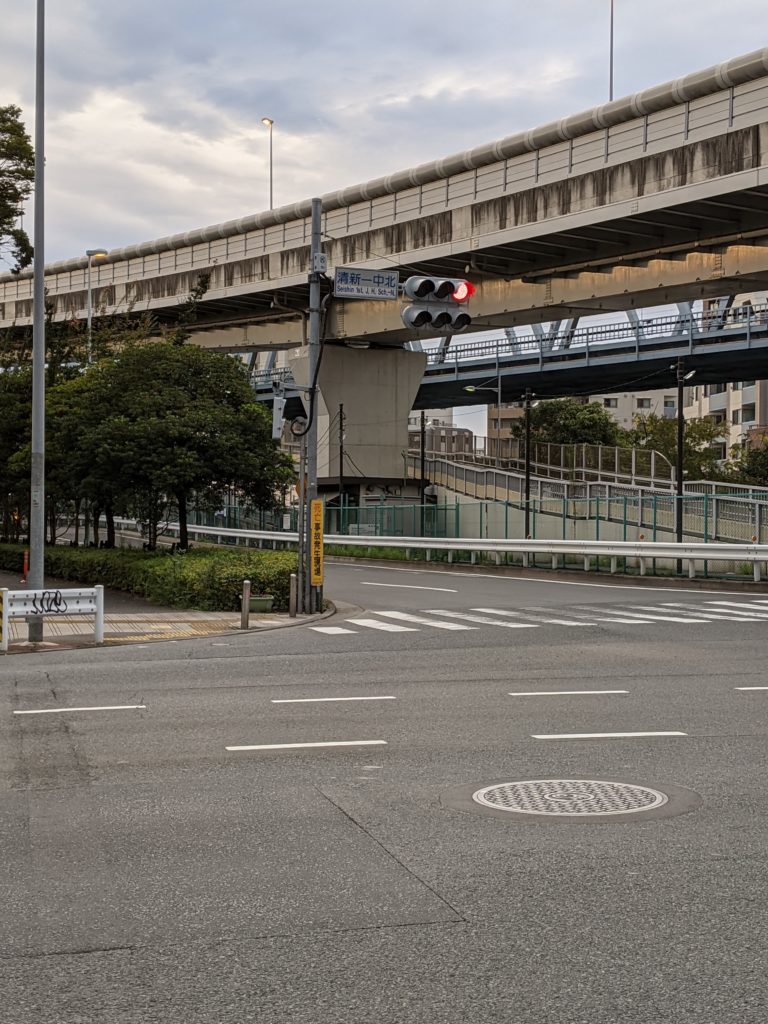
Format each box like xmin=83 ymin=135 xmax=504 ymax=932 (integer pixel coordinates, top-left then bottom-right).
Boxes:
xmin=289 ymin=573 xmax=298 ymax=618
xmin=94 ymin=585 xmax=104 ymax=645
xmin=240 ymin=579 xmax=251 ymax=630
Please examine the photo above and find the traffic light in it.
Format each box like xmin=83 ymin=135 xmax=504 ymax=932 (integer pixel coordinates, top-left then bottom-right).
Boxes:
xmin=401 ymin=276 xmax=476 ymax=332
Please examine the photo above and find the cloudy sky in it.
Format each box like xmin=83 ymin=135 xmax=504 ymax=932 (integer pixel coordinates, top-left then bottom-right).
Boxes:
xmin=3 ymin=0 xmax=766 ymax=269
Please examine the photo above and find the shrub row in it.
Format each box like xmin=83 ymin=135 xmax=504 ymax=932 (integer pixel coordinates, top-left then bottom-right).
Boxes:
xmin=0 ymin=544 xmax=297 ymax=612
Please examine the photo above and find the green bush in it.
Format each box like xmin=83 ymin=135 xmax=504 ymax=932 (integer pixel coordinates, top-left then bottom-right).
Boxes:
xmin=0 ymin=544 xmax=297 ymax=612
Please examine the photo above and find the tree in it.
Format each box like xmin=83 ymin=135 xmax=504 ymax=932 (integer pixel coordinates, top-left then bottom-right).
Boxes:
xmin=0 ymin=368 xmax=32 ymax=541
xmin=626 ymin=413 xmax=727 ymax=480
xmin=729 ymin=442 xmax=768 ymax=486
xmin=75 ymin=343 xmax=294 ymax=549
xmin=0 ymin=106 xmax=34 ymax=273
xmin=512 ymin=397 xmax=624 ymax=446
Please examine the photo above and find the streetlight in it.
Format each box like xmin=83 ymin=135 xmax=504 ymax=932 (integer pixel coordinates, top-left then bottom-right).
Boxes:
xmin=672 ymin=359 xmax=696 ymax=566
xmin=85 ymin=248 xmax=108 ymax=363
xmin=523 ymin=388 xmax=540 ymax=539
xmin=261 ymin=117 xmax=274 ymax=210
xmin=609 ymin=0 xmax=615 ymax=101
xmin=463 ymin=380 xmax=502 ymax=467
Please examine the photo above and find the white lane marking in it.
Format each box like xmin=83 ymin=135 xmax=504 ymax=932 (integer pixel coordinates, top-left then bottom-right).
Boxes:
xmin=473 ymin=607 xmax=596 ymax=626
xmin=271 ymin=696 xmax=396 ymax=704
xmin=211 ymin=642 xmax=231 ymax=646
xmin=375 ymin=611 xmax=477 ymax=631
xmin=508 ymin=689 xmax=629 ymax=697
xmin=309 ymin=626 xmax=359 ymax=634
xmin=422 ymin=609 xmax=538 ymax=629
xmin=226 ymin=740 xmax=388 ymax=752
xmin=332 ymin=563 xmax=743 ymax=593
xmin=735 ymin=686 xmax=768 ymax=691
xmin=13 ymin=704 xmax=146 ymax=715
xmin=346 ymin=618 xmax=418 ymax=632
xmin=660 ymin=603 xmax=767 ymax=621
xmin=579 ymin=607 xmax=709 ymax=623
xmin=533 ymin=731 xmax=687 ymax=740
xmin=706 ymin=601 xmax=768 ymax=616
xmin=360 ymin=582 xmax=458 ymax=593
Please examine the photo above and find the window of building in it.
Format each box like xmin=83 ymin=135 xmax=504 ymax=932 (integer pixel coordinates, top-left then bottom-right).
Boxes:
xmin=603 ymin=398 xmax=618 ymax=408
xmin=636 ymin=398 xmax=651 ymax=409
xmin=663 ymin=398 xmax=675 ymax=409
xmin=732 ymin=382 xmax=742 ymax=391
xmin=709 ymin=384 xmax=727 ymax=396
xmin=743 ymin=381 xmax=756 ymax=388
xmin=732 ymin=409 xmax=741 ymax=425
xmin=742 ymin=404 xmax=756 ymax=423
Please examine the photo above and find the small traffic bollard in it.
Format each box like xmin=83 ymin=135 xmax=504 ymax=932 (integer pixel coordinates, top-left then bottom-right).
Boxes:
xmin=240 ymin=579 xmax=251 ymax=630
xmin=289 ymin=573 xmax=298 ymax=618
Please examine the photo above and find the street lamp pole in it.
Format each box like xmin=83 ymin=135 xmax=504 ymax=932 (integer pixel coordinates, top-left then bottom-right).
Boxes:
xmin=524 ymin=387 xmax=533 ymax=539
xmin=28 ymin=0 xmax=46 ymax=641
xmin=261 ymin=117 xmax=274 ymax=210
xmin=675 ymin=358 xmax=695 ymax=571
xmin=609 ymin=0 xmax=615 ymax=102
xmin=85 ymin=248 xmax=107 ymax=363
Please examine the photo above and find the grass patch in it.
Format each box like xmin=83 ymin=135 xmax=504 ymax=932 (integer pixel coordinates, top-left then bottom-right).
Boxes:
xmin=0 ymin=544 xmax=297 ymax=612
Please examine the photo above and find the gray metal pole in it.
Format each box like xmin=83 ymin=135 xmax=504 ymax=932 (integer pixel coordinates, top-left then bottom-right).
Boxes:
xmin=86 ymin=253 xmax=93 ymax=362
xmin=420 ymin=410 xmax=426 ymax=536
xmin=609 ymin=0 xmax=615 ymax=102
xmin=524 ymin=388 xmax=532 ymax=539
xmin=338 ymin=403 xmax=344 ymax=534
xmin=305 ymin=198 xmax=323 ymax=613
xmin=268 ymin=123 xmax=273 ymax=210
xmin=28 ymin=0 xmax=46 ymax=642
xmin=296 ymin=432 xmax=306 ymax=613
xmin=676 ymin=357 xmax=685 ymax=572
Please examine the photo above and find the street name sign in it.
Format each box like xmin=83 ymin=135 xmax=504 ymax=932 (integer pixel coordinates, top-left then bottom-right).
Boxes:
xmin=333 ymin=267 xmax=399 ymax=301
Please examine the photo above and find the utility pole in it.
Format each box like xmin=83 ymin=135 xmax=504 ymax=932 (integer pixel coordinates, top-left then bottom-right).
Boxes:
xmin=676 ymin=356 xmax=685 ymax=573
xmin=29 ymin=0 xmax=46 ymax=642
xmin=338 ymin=403 xmax=345 ymax=534
xmin=305 ymin=198 xmax=324 ymax=613
xmin=609 ymin=0 xmax=615 ymax=102
xmin=296 ymin=431 xmax=306 ymax=612
xmin=420 ymin=410 xmax=426 ymax=536
xmin=524 ymin=388 xmax=533 ymax=539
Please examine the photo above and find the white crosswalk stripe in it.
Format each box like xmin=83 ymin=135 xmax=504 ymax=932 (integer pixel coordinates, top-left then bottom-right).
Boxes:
xmin=660 ymin=602 xmax=768 ymax=621
xmin=577 ymin=606 xmax=710 ymax=623
xmin=310 ymin=626 xmax=358 ymax=635
xmin=374 ymin=611 xmax=477 ymax=630
xmin=422 ymin=609 xmax=539 ymax=629
xmin=706 ymin=601 xmax=768 ymax=617
xmin=307 ymin=599 xmax=768 ymax=638
xmin=346 ymin=618 xmax=418 ymax=632
xmin=473 ymin=607 xmax=597 ymax=626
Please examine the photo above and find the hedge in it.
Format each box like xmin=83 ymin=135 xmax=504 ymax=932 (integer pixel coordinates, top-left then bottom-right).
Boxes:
xmin=0 ymin=544 xmax=297 ymax=612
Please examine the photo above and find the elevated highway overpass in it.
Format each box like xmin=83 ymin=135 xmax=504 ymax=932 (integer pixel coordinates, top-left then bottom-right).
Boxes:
xmin=3 ymin=48 xmax=768 ymax=347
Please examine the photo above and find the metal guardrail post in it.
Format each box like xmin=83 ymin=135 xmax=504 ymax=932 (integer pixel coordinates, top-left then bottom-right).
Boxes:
xmin=289 ymin=573 xmax=297 ymax=618
xmin=240 ymin=580 xmax=251 ymax=630
xmin=94 ymin=585 xmax=104 ymax=645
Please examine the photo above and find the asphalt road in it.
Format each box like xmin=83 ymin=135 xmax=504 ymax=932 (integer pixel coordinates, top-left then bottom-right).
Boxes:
xmin=2 ymin=561 xmax=768 ymax=1023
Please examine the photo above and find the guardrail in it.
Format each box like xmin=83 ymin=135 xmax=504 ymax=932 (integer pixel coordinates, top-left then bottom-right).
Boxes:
xmin=0 ymin=586 xmax=104 ymax=652
xmin=111 ymin=519 xmax=768 ymax=582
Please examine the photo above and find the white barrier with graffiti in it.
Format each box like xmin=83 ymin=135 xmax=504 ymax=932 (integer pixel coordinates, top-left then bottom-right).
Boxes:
xmin=0 ymin=586 xmax=104 ymax=652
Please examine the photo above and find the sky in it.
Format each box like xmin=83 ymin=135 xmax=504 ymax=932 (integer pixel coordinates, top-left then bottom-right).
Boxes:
xmin=2 ymin=0 xmax=765 ymax=431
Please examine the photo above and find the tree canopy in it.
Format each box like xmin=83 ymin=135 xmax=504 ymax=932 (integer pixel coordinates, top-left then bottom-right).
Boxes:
xmin=513 ymin=397 xmax=625 ymax=447
xmin=625 ymin=412 xmax=726 ymax=480
xmin=0 ymin=105 xmax=34 ymax=273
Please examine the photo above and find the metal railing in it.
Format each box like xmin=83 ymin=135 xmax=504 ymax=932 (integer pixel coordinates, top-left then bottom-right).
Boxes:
xmin=109 ymin=517 xmax=768 ymax=582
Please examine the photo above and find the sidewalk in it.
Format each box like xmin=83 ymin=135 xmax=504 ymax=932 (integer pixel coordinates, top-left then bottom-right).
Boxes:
xmin=0 ymin=570 xmax=323 ymax=652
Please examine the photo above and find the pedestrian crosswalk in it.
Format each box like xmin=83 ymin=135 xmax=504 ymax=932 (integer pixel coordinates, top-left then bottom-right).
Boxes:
xmin=309 ymin=600 xmax=768 ymax=637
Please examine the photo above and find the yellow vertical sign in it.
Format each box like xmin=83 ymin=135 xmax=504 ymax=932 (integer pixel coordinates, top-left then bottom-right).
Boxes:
xmin=310 ymin=499 xmax=324 ymax=586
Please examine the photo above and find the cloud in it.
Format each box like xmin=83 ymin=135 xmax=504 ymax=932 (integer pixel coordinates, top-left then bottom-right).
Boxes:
xmin=2 ymin=0 xmax=766 ymax=262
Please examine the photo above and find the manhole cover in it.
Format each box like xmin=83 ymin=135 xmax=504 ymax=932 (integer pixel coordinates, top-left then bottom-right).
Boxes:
xmin=472 ymin=779 xmax=668 ymax=817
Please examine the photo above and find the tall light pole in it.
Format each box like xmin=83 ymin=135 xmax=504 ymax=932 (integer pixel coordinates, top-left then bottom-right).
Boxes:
xmin=524 ymin=388 xmax=533 ymax=539
xmin=28 ymin=0 xmax=46 ymax=640
xmin=261 ymin=117 xmax=274 ymax=210
xmin=674 ymin=359 xmax=696 ymax=565
xmin=85 ymin=248 xmax=107 ymax=363
xmin=463 ymin=381 xmax=502 ymax=467
xmin=609 ymin=0 xmax=615 ymax=101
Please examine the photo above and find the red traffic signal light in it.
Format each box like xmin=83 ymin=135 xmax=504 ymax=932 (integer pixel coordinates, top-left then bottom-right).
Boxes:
xmin=451 ymin=280 xmax=475 ymax=303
